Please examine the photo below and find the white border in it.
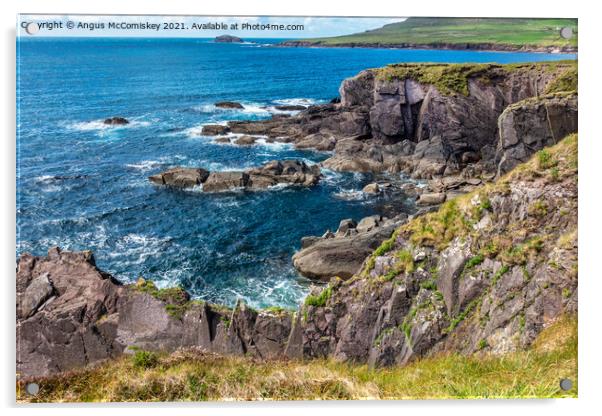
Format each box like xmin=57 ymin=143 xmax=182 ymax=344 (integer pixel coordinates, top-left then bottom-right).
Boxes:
xmin=2 ymin=1 xmax=600 ymax=414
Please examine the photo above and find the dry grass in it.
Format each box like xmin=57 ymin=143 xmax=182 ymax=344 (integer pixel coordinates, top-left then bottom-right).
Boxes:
xmin=17 ymin=315 xmax=577 ymax=402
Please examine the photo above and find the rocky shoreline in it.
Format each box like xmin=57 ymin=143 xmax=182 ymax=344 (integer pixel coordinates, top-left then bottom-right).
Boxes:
xmin=16 ymin=61 xmax=578 ymax=379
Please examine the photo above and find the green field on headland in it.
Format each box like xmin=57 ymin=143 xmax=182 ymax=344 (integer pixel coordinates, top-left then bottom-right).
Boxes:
xmin=294 ymin=17 xmax=578 ymax=50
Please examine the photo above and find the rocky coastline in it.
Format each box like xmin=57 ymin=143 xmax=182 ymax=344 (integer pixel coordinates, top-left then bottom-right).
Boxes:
xmin=278 ymin=40 xmax=578 ymax=54
xmin=16 ymin=61 xmax=578 ymax=379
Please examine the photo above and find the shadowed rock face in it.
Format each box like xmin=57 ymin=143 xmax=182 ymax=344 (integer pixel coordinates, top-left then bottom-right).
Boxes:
xmin=496 ymin=92 xmax=578 ymax=175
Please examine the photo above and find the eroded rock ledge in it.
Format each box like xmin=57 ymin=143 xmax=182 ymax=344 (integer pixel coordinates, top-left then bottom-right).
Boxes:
xmin=148 ymin=159 xmax=321 ymax=192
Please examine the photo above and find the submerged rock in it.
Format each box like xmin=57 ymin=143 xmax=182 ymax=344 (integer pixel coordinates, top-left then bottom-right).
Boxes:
xmin=103 ymin=117 xmax=129 ymax=125
xmin=215 ymin=101 xmax=244 ymax=109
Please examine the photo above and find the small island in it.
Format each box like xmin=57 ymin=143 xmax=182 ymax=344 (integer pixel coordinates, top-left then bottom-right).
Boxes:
xmin=215 ymin=34 xmax=243 ymax=43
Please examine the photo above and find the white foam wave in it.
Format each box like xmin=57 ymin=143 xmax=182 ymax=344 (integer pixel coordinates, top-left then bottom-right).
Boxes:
xmin=66 ymin=119 xmax=150 ymax=132
xmin=108 ymin=233 xmax=172 ymax=265
xmin=333 ymin=189 xmax=366 ymax=201
xmin=273 ymin=98 xmax=320 ymax=106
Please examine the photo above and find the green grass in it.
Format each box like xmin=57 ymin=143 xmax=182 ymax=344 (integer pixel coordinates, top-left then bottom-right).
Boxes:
xmin=17 ymin=315 xmax=577 ymax=402
xmin=304 ymin=286 xmax=332 ymax=307
xmin=303 ymin=17 xmax=578 ymax=49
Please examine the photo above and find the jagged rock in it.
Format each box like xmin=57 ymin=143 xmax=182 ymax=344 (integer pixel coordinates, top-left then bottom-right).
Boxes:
xmin=215 ymin=101 xmax=244 ymax=109
xmin=18 ymin=273 xmax=54 ymax=319
xmin=336 ymin=219 xmax=357 ymax=235
xmin=203 ymin=172 xmax=249 ymax=192
xmin=356 ymin=215 xmax=381 ymax=233
xmin=247 ymin=160 xmax=321 ymax=189
xmin=215 ymin=137 xmax=231 ymax=143
xmin=149 ymin=160 xmax=321 ymax=192
xmin=496 ymin=93 xmax=578 ymax=174
xmin=148 ymin=167 xmax=210 ymax=188
xmin=16 ymin=248 xmax=123 ymax=377
xmin=103 ymin=117 xmax=129 ymax=125
xmin=201 ymin=124 xmax=230 ymax=136
xmin=292 ymin=216 xmax=404 ymax=281
xmin=295 ymin=133 xmax=337 ymax=151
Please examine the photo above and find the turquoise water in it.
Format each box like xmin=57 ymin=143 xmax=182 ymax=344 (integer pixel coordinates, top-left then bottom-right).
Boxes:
xmin=16 ymin=37 xmax=576 ymax=308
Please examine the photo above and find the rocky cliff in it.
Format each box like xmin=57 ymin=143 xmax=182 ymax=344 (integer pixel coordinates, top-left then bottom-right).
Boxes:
xmin=17 ymin=134 xmax=577 ymax=378
xmin=223 ymin=62 xmax=577 ymax=180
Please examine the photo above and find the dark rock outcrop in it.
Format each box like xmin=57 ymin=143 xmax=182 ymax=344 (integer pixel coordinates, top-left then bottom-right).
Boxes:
xmin=496 ymin=92 xmax=578 ymax=175
xmin=148 ymin=160 xmax=321 ymax=192
xmin=103 ymin=117 xmax=129 ymax=125
xmin=149 ymin=167 xmax=210 ymax=188
xmin=201 ymin=124 xmax=230 ymax=136
xmin=292 ymin=214 xmax=407 ymax=281
xmin=16 ymin=249 xmax=297 ymax=378
xmin=215 ymin=101 xmax=244 ymax=109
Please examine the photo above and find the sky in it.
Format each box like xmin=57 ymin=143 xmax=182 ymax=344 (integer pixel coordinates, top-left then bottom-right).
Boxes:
xmin=18 ymin=15 xmax=406 ymax=38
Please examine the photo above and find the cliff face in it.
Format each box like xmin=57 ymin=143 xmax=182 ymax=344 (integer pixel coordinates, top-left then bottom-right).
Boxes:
xmin=302 ymin=135 xmax=577 ymax=366
xmin=16 ymin=62 xmax=578 ymax=379
xmin=17 ymin=135 xmax=577 ymax=378
xmin=326 ymin=63 xmax=577 ymax=178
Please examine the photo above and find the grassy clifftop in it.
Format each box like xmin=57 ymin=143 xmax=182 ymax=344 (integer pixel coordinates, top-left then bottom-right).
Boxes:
xmin=290 ymin=17 xmax=578 ymax=50
xmin=17 ymin=315 xmax=576 ymax=402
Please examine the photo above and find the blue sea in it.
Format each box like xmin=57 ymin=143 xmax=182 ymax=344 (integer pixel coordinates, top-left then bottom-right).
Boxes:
xmin=16 ymin=37 xmax=576 ymax=308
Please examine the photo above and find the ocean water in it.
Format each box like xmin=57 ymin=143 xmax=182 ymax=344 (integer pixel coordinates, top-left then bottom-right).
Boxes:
xmin=16 ymin=37 xmax=576 ymax=308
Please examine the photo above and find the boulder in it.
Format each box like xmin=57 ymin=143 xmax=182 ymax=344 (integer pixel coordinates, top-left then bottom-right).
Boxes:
xmin=292 ymin=216 xmax=403 ymax=281
xmin=356 ymin=215 xmax=381 ymax=233
xmin=417 ymin=192 xmax=446 ymax=205
xmin=149 ymin=167 xmax=210 ymax=188
xmin=234 ymin=135 xmax=257 ymax=145
xmin=201 ymin=124 xmax=230 ymax=136
xmin=215 ymin=101 xmax=244 ymax=109
xmin=103 ymin=117 xmax=129 ymax=125
xmin=362 ymin=183 xmax=381 ymax=194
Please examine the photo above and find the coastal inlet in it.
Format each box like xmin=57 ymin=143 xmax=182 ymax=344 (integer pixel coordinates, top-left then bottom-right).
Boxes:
xmin=16 ymin=37 xmax=575 ymax=308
